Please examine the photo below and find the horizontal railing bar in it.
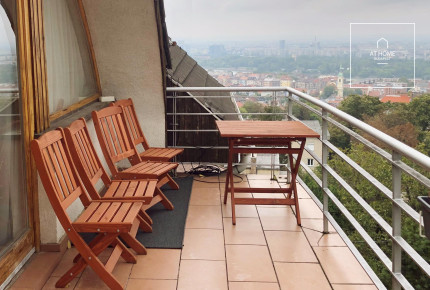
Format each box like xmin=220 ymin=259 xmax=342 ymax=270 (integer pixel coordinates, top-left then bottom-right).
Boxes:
xmin=286 ymin=87 xmax=430 ymax=171
xmin=167 ymin=112 xmax=288 ymax=116
xmin=296 ymin=172 xmax=387 ymax=289
xmin=169 ymin=86 xmax=430 ymax=171
xmin=325 ymin=164 xmax=430 ymax=278
xmin=0 ymin=88 xmax=19 ymax=93
xmin=167 ymin=86 xmax=291 ymax=92
xmin=324 ymin=140 xmax=420 ymax=223
xmin=167 ymin=129 xmax=219 ymax=132
xmin=324 ymin=115 xmax=430 ymax=189
xmin=324 ymin=211 xmax=392 ymax=290
xmin=323 ymin=188 xmax=416 ymax=289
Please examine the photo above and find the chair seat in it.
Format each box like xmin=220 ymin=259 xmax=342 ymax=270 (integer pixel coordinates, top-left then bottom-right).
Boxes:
xmin=117 ymin=161 xmax=178 ymax=179
xmin=103 ymin=179 xmax=156 ymax=203
xmin=139 ymin=147 xmax=184 ymax=161
xmin=73 ymin=201 xmax=142 ymax=233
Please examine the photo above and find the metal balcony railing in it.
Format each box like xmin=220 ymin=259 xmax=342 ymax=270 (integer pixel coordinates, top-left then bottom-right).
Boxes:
xmin=166 ymin=86 xmax=430 ymax=290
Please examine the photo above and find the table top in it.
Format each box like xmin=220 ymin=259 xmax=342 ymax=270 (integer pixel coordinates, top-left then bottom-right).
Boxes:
xmin=216 ymin=120 xmax=320 ymax=138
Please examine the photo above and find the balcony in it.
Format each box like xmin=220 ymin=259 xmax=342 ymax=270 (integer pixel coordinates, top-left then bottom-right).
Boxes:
xmin=7 ymin=87 xmax=430 ymax=289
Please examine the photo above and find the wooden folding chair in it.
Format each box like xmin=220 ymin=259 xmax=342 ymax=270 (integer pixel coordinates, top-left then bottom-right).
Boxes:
xmin=31 ymin=129 xmax=145 ymax=289
xmin=92 ymin=106 xmax=178 ymax=209
xmin=64 ymin=118 xmax=173 ymax=227
xmin=111 ymin=98 xmax=183 ymax=162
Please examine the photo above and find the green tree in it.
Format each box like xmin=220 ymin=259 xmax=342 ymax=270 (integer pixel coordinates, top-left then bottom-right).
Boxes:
xmin=338 ymin=95 xmax=386 ymax=120
xmin=320 ymin=85 xmax=336 ymax=99
xmin=408 ymin=95 xmax=430 ymax=131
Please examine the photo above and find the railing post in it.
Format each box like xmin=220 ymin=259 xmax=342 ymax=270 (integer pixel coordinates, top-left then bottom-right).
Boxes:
xmin=287 ymin=92 xmax=293 ymax=121
xmin=287 ymin=92 xmax=293 ymax=183
xmin=322 ymin=109 xmax=329 ymax=233
xmin=392 ymin=151 xmax=402 ymax=290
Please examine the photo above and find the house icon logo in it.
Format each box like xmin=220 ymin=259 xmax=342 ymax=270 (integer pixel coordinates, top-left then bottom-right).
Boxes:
xmin=370 ymin=37 xmax=395 ymax=63
xmin=377 ymin=37 xmax=389 ymax=49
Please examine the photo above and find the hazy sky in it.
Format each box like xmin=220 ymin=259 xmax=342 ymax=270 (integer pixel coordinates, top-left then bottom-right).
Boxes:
xmin=164 ymin=0 xmax=430 ymax=43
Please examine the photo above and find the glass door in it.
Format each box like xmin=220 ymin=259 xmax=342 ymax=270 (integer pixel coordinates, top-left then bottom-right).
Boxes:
xmin=0 ymin=0 xmax=28 ymax=259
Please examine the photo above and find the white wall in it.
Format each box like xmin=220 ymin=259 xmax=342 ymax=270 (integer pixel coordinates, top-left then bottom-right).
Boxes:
xmin=83 ymin=0 xmax=166 ymax=147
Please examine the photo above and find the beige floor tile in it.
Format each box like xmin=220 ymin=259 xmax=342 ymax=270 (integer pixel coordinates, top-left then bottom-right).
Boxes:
xmin=332 ymin=285 xmax=378 ymax=290
xmin=11 ymin=252 xmax=63 ymax=289
xmin=42 ymin=277 xmax=79 ymax=289
xmin=177 ymin=260 xmax=228 ymax=290
xmin=247 ymin=174 xmax=272 ymax=180
xmin=189 ymin=187 xmax=221 ymax=205
xmin=226 ymin=245 xmax=277 ymax=282
xmin=293 ymin=198 xmax=323 ymax=218
xmin=303 ymin=228 xmax=346 ymax=247
xmin=222 ymin=204 xmax=259 ymax=218
xmin=181 ymin=229 xmax=225 ymax=260
xmin=229 ymin=281 xmax=280 ymax=290
xmin=248 ymin=179 xmax=281 ymax=188
xmin=74 ymin=278 xmax=110 ymax=289
xmin=185 ymin=205 xmax=223 ymax=229
xmin=314 ymin=247 xmax=373 ymax=284
xmin=78 ymin=260 xmax=132 ymax=288
xmin=257 ymin=207 xmax=301 ymax=231
xmin=274 ymin=262 xmax=331 ymax=290
xmin=51 ymin=247 xmax=82 ymax=277
xmin=223 ymin=218 xmax=266 ymax=245
xmin=265 ymin=231 xmax=318 ymax=262
xmin=126 ymin=279 xmax=177 ymax=290
xmin=301 ymin=218 xmax=336 ymax=233
xmin=192 ymin=180 xmax=221 ymax=189
xmin=222 ymin=195 xmax=259 ymax=218
xmin=130 ymin=249 xmax=181 ymax=279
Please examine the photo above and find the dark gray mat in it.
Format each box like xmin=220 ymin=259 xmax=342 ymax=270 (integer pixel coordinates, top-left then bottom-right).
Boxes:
xmin=136 ymin=176 xmax=193 ymax=248
xmin=80 ymin=176 xmax=193 ymax=249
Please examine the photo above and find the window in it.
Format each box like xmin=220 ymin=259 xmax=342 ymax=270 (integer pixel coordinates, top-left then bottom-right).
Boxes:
xmin=307 ymin=158 xmax=314 ymax=166
xmin=43 ymin=0 xmax=99 ymax=117
xmin=306 ymin=142 xmax=315 ymax=152
xmin=0 ymin=0 xmax=27 ymax=258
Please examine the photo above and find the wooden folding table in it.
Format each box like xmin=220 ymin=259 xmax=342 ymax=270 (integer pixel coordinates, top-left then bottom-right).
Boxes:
xmin=216 ymin=121 xmax=320 ymax=225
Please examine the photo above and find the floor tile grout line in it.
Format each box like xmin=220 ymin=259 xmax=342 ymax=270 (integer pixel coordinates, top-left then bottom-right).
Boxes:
xmin=255 ymin=176 xmax=282 ymax=289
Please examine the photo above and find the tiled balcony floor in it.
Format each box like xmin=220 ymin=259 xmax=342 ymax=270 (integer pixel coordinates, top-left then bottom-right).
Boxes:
xmin=9 ymin=173 xmax=377 ymax=290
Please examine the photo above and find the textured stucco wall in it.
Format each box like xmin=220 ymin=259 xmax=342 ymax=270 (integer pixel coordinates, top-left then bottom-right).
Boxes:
xmin=83 ymin=0 xmax=165 ymax=147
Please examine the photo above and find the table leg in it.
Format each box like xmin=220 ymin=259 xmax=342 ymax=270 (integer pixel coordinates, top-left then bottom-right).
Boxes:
xmin=228 ymin=139 xmax=237 ymax=225
xmin=223 ymin=164 xmax=230 ymax=205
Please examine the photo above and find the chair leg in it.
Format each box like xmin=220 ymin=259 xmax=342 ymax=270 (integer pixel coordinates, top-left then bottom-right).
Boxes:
xmin=57 ymin=234 xmax=121 ymax=289
xmin=166 ymin=174 xmax=179 ymax=190
xmin=119 ymin=233 xmax=147 ymax=255
xmin=139 ymin=209 xmax=153 ymax=225
xmin=137 ymin=215 xmax=152 ymax=233
xmin=155 ymin=187 xmax=174 ymax=210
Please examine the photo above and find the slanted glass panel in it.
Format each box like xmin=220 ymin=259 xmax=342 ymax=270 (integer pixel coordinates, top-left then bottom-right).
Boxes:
xmin=0 ymin=0 xmax=28 ymax=258
xmin=43 ymin=0 xmax=97 ymax=114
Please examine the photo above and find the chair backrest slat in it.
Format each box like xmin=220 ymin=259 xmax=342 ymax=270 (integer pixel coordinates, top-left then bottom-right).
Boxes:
xmin=31 ymin=129 xmax=91 ymax=219
xmin=64 ymin=118 xmax=111 ymax=201
xmin=111 ymin=98 xmax=149 ymax=149
xmin=92 ymin=107 xmax=140 ymax=176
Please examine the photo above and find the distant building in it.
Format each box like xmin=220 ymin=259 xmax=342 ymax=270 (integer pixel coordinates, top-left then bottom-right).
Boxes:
xmin=380 ymin=94 xmax=411 ymax=103
xmin=337 ymin=71 xmax=344 ymax=98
